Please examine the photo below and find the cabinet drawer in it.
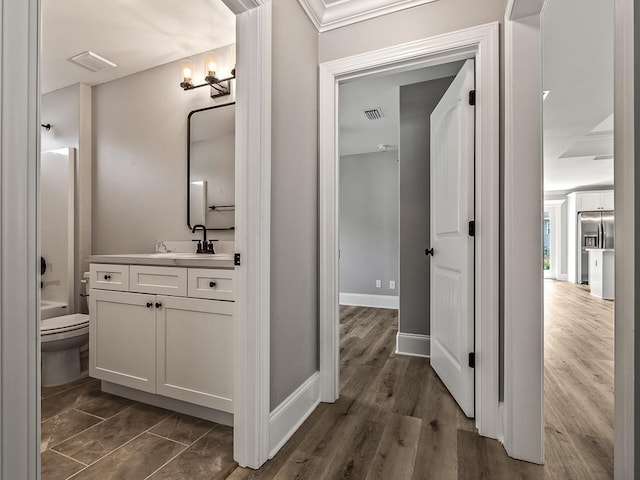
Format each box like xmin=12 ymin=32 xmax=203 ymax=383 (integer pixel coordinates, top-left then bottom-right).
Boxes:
xmin=130 ymin=266 xmax=187 ymax=296
xmin=90 ymin=264 xmax=129 ymax=291
xmin=188 ymin=268 xmax=235 ymax=301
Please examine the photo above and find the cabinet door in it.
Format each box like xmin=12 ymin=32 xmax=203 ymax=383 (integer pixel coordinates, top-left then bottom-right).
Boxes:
xmin=601 ymin=190 xmax=614 ymax=210
xmin=576 ymin=192 xmax=602 ymax=212
xmin=89 ymin=289 xmax=156 ymax=393
xmin=156 ymin=295 xmax=234 ymax=412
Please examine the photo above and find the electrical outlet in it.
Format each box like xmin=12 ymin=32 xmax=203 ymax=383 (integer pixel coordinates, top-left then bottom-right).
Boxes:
xmin=389 ymin=280 xmax=396 ymax=289
xmin=376 ymin=280 xmax=381 ymax=288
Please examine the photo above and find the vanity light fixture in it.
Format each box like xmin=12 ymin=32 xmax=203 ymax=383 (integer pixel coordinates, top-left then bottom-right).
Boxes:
xmin=179 ymin=50 xmax=236 ymax=99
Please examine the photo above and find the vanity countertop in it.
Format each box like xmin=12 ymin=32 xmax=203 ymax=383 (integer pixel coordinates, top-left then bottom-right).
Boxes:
xmin=89 ymin=253 xmax=235 ymax=269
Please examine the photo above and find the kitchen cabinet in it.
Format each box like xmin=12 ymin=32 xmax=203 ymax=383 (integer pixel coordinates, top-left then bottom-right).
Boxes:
xmin=89 ymin=263 xmax=235 ymax=413
xmin=575 ymin=190 xmax=614 ymax=212
xmin=587 ymin=249 xmax=614 ymax=300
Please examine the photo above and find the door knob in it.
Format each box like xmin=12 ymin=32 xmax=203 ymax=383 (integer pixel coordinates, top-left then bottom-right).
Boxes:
xmin=104 ymin=274 xmax=111 ymax=280
xmin=425 ymin=248 xmax=434 ymax=256
xmin=146 ymin=302 xmax=153 ymax=308
xmin=155 ymin=302 xmax=162 ymax=309
xmin=209 ymin=281 xmax=217 ymax=288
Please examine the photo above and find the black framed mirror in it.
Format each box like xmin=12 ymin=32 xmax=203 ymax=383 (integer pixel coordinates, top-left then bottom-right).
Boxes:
xmin=187 ymin=102 xmax=235 ymax=230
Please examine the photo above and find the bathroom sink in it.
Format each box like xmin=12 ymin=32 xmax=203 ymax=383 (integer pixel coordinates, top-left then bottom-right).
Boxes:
xmin=88 ymin=252 xmax=235 ymax=267
xmin=145 ymin=252 xmax=233 ymax=260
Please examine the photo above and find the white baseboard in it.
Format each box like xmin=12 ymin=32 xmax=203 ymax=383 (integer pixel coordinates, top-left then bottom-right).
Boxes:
xmin=396 ymin=332 xmax=430 ymax=358
xmin=101 ymin=381 xmax=233 ymax=427
xmin=339 ymin=293 xmax=399 ymax=309
xmin=269 ymin=372 xmax=320 ymax=459
xmin=557 ymin=274 xmax=568 ymax=281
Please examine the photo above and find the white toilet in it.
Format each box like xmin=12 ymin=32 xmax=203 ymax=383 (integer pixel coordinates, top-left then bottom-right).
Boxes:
xmin=41 ymin=313 xmax=89 ymax=387
xmin=40 ymin=272 xmax=91 ymax=387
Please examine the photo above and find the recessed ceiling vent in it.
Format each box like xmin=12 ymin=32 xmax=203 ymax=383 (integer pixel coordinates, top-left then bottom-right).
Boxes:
xmin=363 ymin=107 xmax=384 ymax=120
xmin=593 ymin=154 xmax=614 ymax=161
xmin=69 ymin=51 xmax=117 ymax=72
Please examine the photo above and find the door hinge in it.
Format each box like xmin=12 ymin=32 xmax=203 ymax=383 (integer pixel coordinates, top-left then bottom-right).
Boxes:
xmin=468 ymin=220 xmax=475 ymax=237
xmin=468 ymin=352 xmax=476 ymax=369
xmin=469 ymin=90 xmax=476 ymax=106
xmin=234 ymin=253 xmax=241 ymax=266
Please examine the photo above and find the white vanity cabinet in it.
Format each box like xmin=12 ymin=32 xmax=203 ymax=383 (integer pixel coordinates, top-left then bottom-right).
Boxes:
xmin=90 ymin=289 xmax=156 ymax=393
xmin=89 ymin=263 xmax=235 ymax=414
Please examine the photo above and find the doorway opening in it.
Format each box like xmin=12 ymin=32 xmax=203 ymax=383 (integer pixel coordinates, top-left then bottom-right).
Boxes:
xmin=38 ymin=1 xmax=246 ymax=477
xmin=338 ymin=57 xmax=475 ymax=409
xmin=541 ymin=0 xmax=614 ymax=476
xmin=319 ymin=22 xmax=501 ymax=442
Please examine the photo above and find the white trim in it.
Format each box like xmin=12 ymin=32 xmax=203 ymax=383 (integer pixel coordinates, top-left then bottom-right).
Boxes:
xmin=613 ymin=0 xmax=635 ymax=476
xmin=395 ymin=333 xmax=430 ymax=358
xmin=297 ymin=0 xmax=438 ymax=32
xmin=222 ymin=0 xmax=266 ymax=15
xmin=0 ymin=0 xmax=41 ymax=477
xmin=503 ymin=7 xmax=544 ymax=464
xmin=557 ymin=274 xmax=568 ymax=282
xmin=268 ymin=372 xmax=320 ymax=458
xmin=101 ymin=381 xmax=234 ymax=427
xmin=233 ymin=1 xmax=272 ymax=469
xmin=319 ymin=22 xmax=501 ymax=439
xmin=339 ymin=293 xmax=399 ymax=309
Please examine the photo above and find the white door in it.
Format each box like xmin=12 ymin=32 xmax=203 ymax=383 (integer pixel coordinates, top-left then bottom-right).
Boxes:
xmin=429 ymin=59 xmax=475 ymax=417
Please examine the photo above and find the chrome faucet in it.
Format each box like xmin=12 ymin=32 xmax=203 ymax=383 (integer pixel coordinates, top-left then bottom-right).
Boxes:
xmin=191 ymin=224 xmax=216 ymax=254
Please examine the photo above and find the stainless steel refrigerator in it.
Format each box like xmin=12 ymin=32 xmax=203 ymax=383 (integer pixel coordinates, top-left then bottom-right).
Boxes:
xmin=577 ymin=211 xmax=615 ymax=284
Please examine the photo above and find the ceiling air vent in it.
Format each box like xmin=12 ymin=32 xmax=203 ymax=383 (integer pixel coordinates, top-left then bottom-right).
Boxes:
xmin=593 ymin=154 xmax=614 ymax=161
xmin=363 ymin=108 xmax=384 ymax=120
xmin=69 ymin=51 xmax=117 ymax=72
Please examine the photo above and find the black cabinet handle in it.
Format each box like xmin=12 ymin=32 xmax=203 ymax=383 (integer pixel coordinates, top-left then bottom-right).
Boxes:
xmin=146 ymin=302 xmax=153 ymax=308
xmin=155 ymin=302 xmax=162 ymax=309
xmin=425 ymin=248 xmax=434 ymax=256
xmin=104 ymin=274 xmax=111 ymax=281
xmin=209 ymin=281 xmax=217 ymax=288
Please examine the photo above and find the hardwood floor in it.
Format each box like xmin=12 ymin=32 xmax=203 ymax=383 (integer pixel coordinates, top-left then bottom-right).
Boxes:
xmin=229 ymin=281 xmax=613 ymax=479
xmin=543 ymin=279 xmax=613 ymax=478
xmin=44 ymin=279 xmax=612 ymax=479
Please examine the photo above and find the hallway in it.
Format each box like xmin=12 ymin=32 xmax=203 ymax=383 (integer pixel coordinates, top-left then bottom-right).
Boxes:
xmin=543 ymin=279 xmax=613 ymax=478
xmin=230 ymin=306 xmax=540 ymax=479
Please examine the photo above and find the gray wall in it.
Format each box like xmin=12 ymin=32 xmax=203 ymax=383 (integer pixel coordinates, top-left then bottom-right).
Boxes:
xmin=339 ymin=151 xmax=398 ymax=296
xmin=270 ymin=0 xmax=319 ymax=410
xmin=42 ymin=85 xmax=80 ymax=151
xmin=92 ymin=46 xmax=235 ymax=255
xmin=399 ymin=77 xmax=454 ymax=337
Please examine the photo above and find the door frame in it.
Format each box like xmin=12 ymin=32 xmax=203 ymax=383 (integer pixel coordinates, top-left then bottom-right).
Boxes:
xmin=319 ymin=22 xmax=501 ymax=439
xmin=543 ymin=200 xmax=565 ymax=280
xmin=505 ymin=0 xmax=636 ymax=472
xmin=0 ymin=0 xmax=273 ymax=476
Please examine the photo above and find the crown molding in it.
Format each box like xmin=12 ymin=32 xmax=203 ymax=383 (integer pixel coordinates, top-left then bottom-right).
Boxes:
xmin=298 ymin=0 xmax=439 ymax=32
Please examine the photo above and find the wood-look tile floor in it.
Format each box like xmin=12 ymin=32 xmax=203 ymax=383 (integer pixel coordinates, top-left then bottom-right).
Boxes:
xmin=41 ymin=378 xmax=236 ymax=479
xmin=228 ymin=280 xmax=613 ymax=479
xmin=43 ymin=279 xmax=612 ymax=479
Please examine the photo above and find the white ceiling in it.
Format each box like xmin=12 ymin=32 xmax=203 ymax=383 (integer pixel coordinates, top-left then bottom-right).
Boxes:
xmin=339 ymin=61 xmax=463 ymax=157
xmin=41 ymin=0 xmax=236 ymax=94
xmin=542 ymin=0 xmax=613 ymax=192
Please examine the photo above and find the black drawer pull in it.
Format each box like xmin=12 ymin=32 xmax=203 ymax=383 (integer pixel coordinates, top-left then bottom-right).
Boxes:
xmin=104 ymin=274 xmax=111 ymax=281
xmin=209 ymin=281 xmax=217 ymax=288
xmin=155 ymin=302 xmax=162 ymax=309
xmin=146 ymin=302 xmax=153 ymax=308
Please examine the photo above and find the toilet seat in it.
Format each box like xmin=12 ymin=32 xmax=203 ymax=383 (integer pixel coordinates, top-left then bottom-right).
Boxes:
xmin=41 ymin=313 xmax=89 ymax=336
